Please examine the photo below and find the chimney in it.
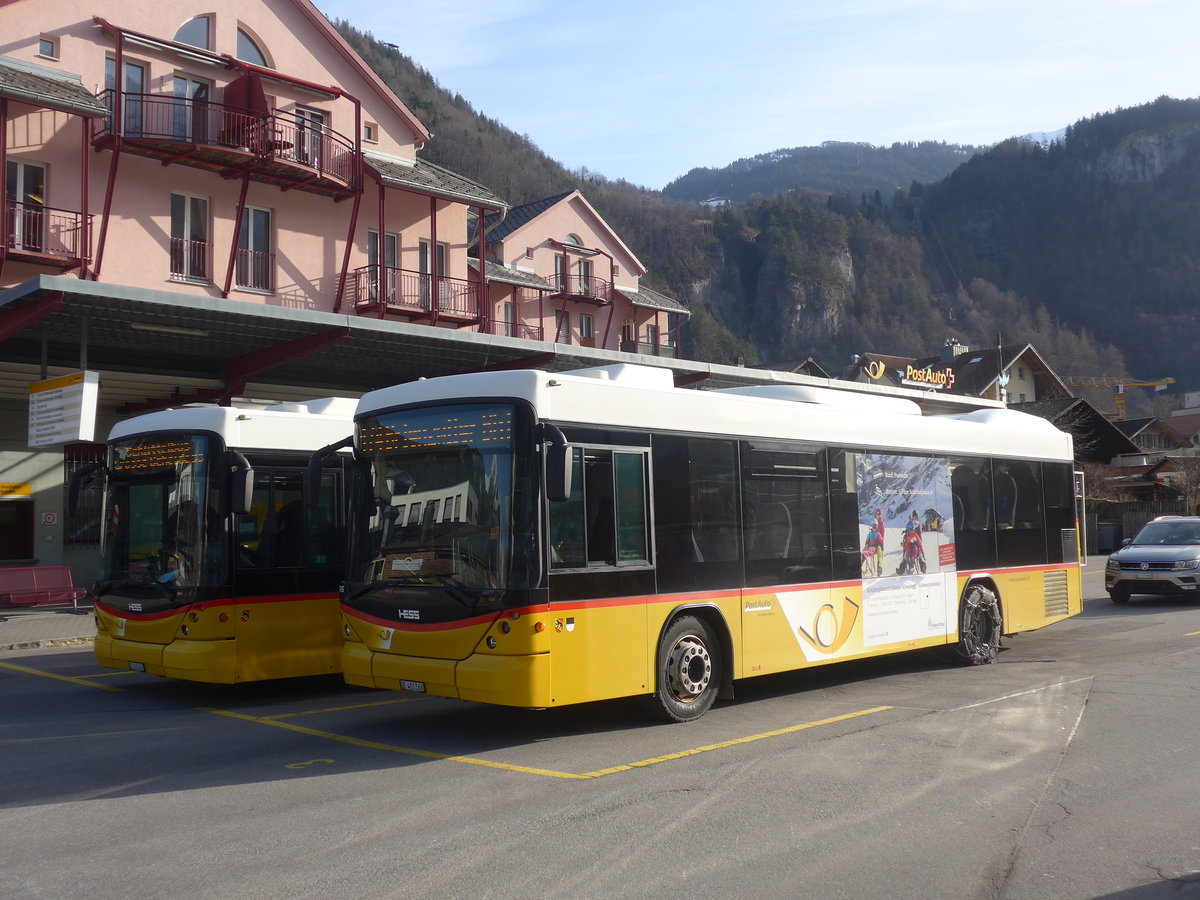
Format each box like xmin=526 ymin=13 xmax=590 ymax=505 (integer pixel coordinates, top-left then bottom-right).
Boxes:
xmin=941 ymin=338 xmax=967 ymax=363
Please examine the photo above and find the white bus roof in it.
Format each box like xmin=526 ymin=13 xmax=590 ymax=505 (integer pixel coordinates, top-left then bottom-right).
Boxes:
xmin=357 ymin=365 xmax=1073 ymax=462
xmin=108 ymin=398 xmax=355 ymax=452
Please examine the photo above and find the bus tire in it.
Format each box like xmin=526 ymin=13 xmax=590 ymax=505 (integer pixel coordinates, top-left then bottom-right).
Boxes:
xmin=950 ymin=584 xmax=1001 ymax=665
xmin=651 ymin=615 xmax=721 ymax=723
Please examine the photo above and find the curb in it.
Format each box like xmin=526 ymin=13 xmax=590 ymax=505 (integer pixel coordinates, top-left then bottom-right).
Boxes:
xmin=0 ymin=635 xmax=96 ymax=652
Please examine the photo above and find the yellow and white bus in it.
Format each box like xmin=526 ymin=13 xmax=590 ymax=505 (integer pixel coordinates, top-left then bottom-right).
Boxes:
xmin=335 ymin=365 xmax=1081 ymax=721
xmin=90 ymin=399 xmax=354 ymax=683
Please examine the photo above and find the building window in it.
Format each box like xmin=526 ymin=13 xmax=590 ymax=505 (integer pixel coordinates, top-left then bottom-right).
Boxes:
xmin=363 ymin=122 xmax=378 ymax=143
xmin=620 ymin=320 xmax=636 ymax=346
xmin=236 ymin=206 xmax=273 ymax=291
xmin=170 ymin=192 xmax=210 ymax=282
xmin=579 ymin=313 xmax=594 ymax=346
xmin=502 ymin=301 xmax=515 ymax=336
xmin=578 ymin=258 xmax=593 ymax=296
xmin=38 ymin=36 xmax=59 ymax=59
xmin=172 ymin=75 xmax=211 ymax=143
xmin=173 ymin=16 xmax=211 ymax=50
xmin=295 ymin=106 xmax=326 ymax=168
xmin=64 ymin=443 xmax=105 ymax=544
xmin=237 ymin=27 xmax=269 ymax=67
xmin=367 ymin=229 xmax=398 ymax=301
xmin=105 ymin=57 xmax=146 ymax=136
xmin=418 ymin=239 xmax=448 ymax=307
xmin=6 ymin=160 xmax=47 ymax=253
xmin=646 ymin=323 xmax=659 ymax=347
xmin=555 ymin=310 xmax=571 ymax=344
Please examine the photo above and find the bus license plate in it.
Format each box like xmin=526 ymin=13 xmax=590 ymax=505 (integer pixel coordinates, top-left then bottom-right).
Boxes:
xmin=128 ymin=661 xmax=146 ymax=672
xmin=400 ymin=680 xmax=426 ymax=693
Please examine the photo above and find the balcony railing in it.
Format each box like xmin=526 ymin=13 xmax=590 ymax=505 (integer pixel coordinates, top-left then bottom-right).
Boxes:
xmin=621 ymin=340 xmax=677 ymax=358
xmin=95 ymin=92 xmax=359 ymax=191
xmin=169 ymin=237 xmax=212 ymax=282
xmin=480 ymin=321 xmax=545 ymax=341
xmin=352 ymin=265 xmax=481 ymax=320
xmin=5 ymin=201 xmax=90 ymax=262
xmin=235 ymin=248 xmax=275 ymax=292
xmin=547 ymin=272 xmax=612 ymax=303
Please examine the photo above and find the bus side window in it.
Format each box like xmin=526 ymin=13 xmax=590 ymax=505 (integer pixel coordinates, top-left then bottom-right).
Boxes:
xmin=827 ymin=450 xmax=860 ymax=581
xmin=549 ymin=447 xmax=649 ymax=568
xmin=950 ymin=458 xmax=995 ymax=569
xmin=652 ymin=435 xmax=741 ymax=593
xmin=741 ymin=443 xmax=830 ymax=587
xmin=1042 ymin=462 xmax=1077 ymax=563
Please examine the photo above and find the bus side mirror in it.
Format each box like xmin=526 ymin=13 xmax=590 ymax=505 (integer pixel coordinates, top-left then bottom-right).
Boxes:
xmin=543 ymin=424 xmax=572 ymax=503
xmin=306 ymin=436 xmax=354 ymax=507
xmin=227 ymin=451 xmax=254 ymax=516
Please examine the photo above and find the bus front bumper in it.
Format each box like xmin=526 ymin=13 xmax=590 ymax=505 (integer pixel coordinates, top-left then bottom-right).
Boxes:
xmin=343 ymin=643 xmax=551 ymax=708
xmin=95 ymin=632 xmax=238 ymax=683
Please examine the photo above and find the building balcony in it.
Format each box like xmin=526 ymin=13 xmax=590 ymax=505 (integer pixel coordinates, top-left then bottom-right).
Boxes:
xmin=169 ymin=237 xmax=212 ymax=283
xmin=4 ymin=201 xmax=91 ymax=270
xmin=480 ymin=321 xmax=545 ymax=341
xmin=351 ymin=265 xmax=482 ymax=324
xmin=621 ymin=340 xmax=677 ymax=358
xmin=547 ymin=273 xmax=612 ymax=304
xmin=94 ymin=92 xmax=359 ymax=198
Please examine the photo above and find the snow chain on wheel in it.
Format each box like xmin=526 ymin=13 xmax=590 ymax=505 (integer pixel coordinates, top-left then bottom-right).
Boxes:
xmin=954 ymin=584 xmax=1001 ymax=665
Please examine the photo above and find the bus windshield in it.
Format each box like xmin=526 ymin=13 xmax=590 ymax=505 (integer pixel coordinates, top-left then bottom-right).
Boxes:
xmin=99 ymin=433 xmax=224 ymax=605
xmin=348 ymin=403 xmax=531 ymax=605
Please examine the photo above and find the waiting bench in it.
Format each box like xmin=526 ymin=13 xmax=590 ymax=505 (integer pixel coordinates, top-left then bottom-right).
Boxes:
xmin=0 ymin=566 xmax=87 ymax=609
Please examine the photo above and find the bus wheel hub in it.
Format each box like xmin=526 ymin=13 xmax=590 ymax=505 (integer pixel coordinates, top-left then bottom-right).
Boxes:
xmin=668 ymin=636 xmax=711 ymax=698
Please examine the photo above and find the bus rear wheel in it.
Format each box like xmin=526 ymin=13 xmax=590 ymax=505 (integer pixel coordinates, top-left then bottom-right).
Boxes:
xmin=652 ymin=615 xmax=721 ymax=723
xmin=951 ymin=584 xmax=1001 ymax=665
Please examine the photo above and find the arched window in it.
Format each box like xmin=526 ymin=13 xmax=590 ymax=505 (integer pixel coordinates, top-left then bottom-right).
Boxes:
xmin=565 ymin=233 xmax=582 ymax=246
xmin=237 ymin=27 xmax=268 ymax=66
xmin=174 ymin=16 xmax=211 ymax=50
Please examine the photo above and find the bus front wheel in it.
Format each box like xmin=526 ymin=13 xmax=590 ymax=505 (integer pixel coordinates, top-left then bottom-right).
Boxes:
xmin=951 ymin=584 xmax=1001 ymax=665
xmin=652 ymin=615 xmax=721 ymax=723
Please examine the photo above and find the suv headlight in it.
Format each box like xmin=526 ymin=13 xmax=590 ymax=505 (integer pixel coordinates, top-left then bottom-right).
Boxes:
xmin=1106 ymin=558 xmax=1120 ymax=571
xmin=1173 ymin=557 xmax=1200 ymax=571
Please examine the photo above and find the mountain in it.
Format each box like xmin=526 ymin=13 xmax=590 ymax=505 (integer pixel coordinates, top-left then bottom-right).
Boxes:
xmin=337 ymin=19 xmax=1198 ymax=406
xmin=662 ymin=141 xmax=980 ymax=205
xmin=919 ymin=96 xmax=1200 ymax=393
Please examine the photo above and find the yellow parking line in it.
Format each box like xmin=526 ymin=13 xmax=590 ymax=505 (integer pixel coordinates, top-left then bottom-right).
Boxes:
xmin=1186 ymin=631 xmax=1200 ymax=637
xmin=202 ymin=704 xmax=893 ymax=780
xmin=201 ymin=706 xmax=590 ymax=779
xmin=263 ymin=698 xmax=419 ymax=720
xmin=581 ymin=706 xmax=894 ymax=777
xmin=76 ymin=670 xmax=138 ymax=678
xmin=0 ymin=659 xmax=125 ymax=692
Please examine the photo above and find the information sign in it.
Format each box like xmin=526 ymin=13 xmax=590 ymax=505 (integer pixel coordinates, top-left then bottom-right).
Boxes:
xmin=28 ymin=370 xmax=100 ymax=448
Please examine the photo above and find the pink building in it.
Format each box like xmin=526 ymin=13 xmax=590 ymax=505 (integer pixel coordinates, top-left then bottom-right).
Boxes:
xmin=476 ymin=190 xmax=689 ymax=355
xmin=0 ymin=0 xmax=506 ymax=324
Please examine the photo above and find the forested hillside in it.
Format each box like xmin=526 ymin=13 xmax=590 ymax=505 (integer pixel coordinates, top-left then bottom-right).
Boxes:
xmin=663 ymin=141 xmax=978 ymax=205
xmin=336 ymin=20 xmax=1200 ymax=407
xmin=919 ymin=96 xmax=1200 ymax=393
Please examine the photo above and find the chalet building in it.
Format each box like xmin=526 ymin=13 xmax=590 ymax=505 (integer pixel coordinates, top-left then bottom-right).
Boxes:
xmin=474 ymin=190 xmax=690 ymax=356
xmin=843 ymin=340 xmax=1072 ymax=405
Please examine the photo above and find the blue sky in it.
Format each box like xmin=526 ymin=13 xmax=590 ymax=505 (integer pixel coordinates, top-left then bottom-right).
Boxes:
xmin=317 ymin=0 xmax=1200 ymax=190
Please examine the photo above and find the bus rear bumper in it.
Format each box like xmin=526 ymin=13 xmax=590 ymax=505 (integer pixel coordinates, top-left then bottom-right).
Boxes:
xmin=344 ymin=644 xmax=551 ymax=707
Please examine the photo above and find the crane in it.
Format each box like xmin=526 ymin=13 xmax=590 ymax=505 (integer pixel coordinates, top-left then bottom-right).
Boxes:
xmin=1061 ymin=376 xmax=1175 ymax=420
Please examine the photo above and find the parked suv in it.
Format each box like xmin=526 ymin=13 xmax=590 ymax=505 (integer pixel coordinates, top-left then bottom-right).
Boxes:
xmin=1106 ymin=516 xmax=1200 ymax=603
